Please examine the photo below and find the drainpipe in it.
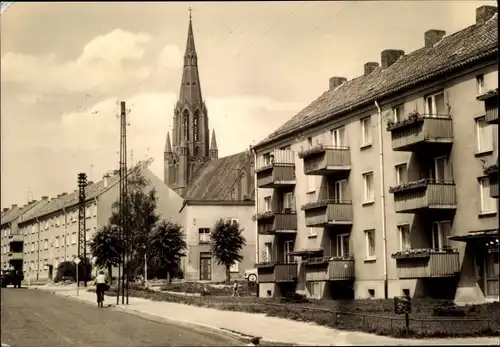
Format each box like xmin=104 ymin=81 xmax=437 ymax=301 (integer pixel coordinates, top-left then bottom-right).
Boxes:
xmin=375 ymin=100 xmax=389 ymax=299
xmin=63 ymin=207 xmax=67 ymax=261
xmin=252 ymin=147 xmax=259 ymax=266
xmin=36 ymin=217 xmax=40 ymax=281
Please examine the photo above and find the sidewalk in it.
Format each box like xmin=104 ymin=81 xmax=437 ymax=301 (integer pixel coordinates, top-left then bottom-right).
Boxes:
xmin=32 ymin=285 xmax=499 ymax=346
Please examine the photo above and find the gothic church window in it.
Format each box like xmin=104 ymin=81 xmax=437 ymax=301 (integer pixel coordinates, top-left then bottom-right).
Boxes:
xmin=240 ymin=172 xmax=247 ymax=198
xmin=183 ymin=111 xmax=189 ymax=141
xmin=193 ymin=111 xmax=199 ymax=142
xmin=230 ymin=188 xmax=236 ymax=201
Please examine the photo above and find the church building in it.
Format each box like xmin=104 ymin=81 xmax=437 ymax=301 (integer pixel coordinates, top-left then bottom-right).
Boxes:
xmin=164 ymin=13 xmax=256 ymax=282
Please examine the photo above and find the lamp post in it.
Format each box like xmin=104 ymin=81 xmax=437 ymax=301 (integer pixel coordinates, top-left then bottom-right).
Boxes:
xmin=143 ymin=244 xmax=148 ymax=288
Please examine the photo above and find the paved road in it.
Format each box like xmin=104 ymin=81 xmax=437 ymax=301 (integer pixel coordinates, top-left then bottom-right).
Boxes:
xmin=1 ymin=288 xmax=243 ymax=347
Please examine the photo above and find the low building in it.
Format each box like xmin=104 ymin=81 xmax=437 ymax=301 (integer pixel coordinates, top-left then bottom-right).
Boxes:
xmin=252 ymin=5 xmax=498 ymax=303
xmin=17 ymin=163 xmax=183 ymax=281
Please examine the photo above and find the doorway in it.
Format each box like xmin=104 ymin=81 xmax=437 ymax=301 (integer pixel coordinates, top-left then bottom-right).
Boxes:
xmin=199 ymin=252 xmax=212 ymax=281
xmin=48 ymin=265 xmax=54 ymax=280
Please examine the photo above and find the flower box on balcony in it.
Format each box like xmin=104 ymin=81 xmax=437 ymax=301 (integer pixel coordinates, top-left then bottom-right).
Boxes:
xmin=391 ymin=248 xmax=458 ymax=259
xmin=389 ymin=179 xmax=431 ymax=193
xmin=301 ymin=199 xmax=331 ymax=211
xmin=254 ymin=211 xmax=275 ymax=221
xmin=386 ymin=113 xmax=422 ymax=131
xmin=297 ymin=144 xmax=326 ymax=159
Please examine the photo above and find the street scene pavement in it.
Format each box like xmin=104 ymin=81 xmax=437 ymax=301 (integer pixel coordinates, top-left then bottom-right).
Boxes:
xmin=16 ymin=284 xmax=500 ymax=346
xmin=0 ymin=287 xmax=243 ymax=347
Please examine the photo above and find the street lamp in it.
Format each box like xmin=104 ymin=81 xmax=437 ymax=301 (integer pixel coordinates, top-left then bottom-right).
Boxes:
xmin=143 ymin=245 xmax=148 ymax=288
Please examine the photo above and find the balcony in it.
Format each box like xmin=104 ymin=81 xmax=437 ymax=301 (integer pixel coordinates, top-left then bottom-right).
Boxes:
xmin=8 ymin=252 xmax=23 ymax=261
xmin=303 ymin=257 xmax=355 ymax=281
xmin=8 ymin=234 xmax=23 ymax=243
xmin=391 ymin=249 xmax=460 ymax=279
xmin=477 ymin=89 xmax=498 ymax=125
xmin=298 ymin=145 xmax=351 ymax=176
xmin=255 ymin=262 xmax=298 ymax=283
xmin=256 ymin=150 xmax=296 ymax=188
xmin=256 ymin=211 xmax=297 ymax=235
xmin=485 ymin=164 xmax=498 ymax=199
xmin=301 ymin=199 xmax=353 ymax=227
xmin=390 ymin=179 xmax=457 ymax=213
xmin=387 ymin=114 xmax=453 ymax=152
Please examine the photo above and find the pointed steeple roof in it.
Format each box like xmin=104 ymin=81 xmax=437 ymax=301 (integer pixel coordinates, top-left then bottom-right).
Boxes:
xmin=178 ymin=11 xmax=203 ymax=106
xmin=210 ymin=129 xmax=217 ymax=150
xmin=165 ymin=131 xmax=172 ymax=153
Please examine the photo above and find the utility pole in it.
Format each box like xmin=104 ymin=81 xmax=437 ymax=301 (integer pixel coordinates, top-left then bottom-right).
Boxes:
xmin=77 ymin=173 xmax=87 ymax=288
xmin=119 ymin=101 xmax=129 ymax=305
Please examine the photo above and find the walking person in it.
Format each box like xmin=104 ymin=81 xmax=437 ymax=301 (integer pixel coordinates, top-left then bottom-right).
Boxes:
xmin=232 ymin=280 xmax=240 ymax=297
xmin=94 ymin=270 xmax=108 ymax=308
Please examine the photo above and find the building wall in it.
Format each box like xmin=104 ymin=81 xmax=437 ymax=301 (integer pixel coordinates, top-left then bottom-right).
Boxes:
xmin=182 ymin=204 xmax=256 ymax=282
xmin=1 ymin=225 xmax=11 ymax=269
xmin=255 ymin=61 xmax=498 ymax=301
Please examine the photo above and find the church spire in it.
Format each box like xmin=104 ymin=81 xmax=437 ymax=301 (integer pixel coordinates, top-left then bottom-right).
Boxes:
xmin=209 ymin=129 xmax=218 ymax=159
xmin=164 ymin=131 xmax=172 ymax=153
xmin=179 ymin=9 xmax=203 ymax=106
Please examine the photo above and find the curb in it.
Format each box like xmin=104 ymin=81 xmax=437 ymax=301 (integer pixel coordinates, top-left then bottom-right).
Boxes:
xmin=35 ymin=287 xmax=310 ymax=346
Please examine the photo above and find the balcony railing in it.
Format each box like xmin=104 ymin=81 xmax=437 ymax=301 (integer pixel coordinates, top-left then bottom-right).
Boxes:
xmin=301 ymin=199 xmax=353 ymax=227
xmin=390 ymin=179 xmax=457 ymax=213
xmin=7 ymin=252 xmax=23 ymax=261
xmin=255 ymin=262 xmax=298 ymax=283
xmin=485 ymin=164 xmax=499 ymax=199
xmin=303 ymin=257 xmax=355 ymax=281
xmin=391 ymin=249 xmax=460 ymax=279
xmin=8 ymin=234 xmax=23 ymax=243
xmin=256 ymin=150 xmax=296 ymax=188
xmin=256 ymin=211 xmax=298 ymax=235
xmin=478 ymin=89 xmax=498 ymax=125
xmin=387 ymin=114 xmax=453 ymax=152
xmin=298 ymin=145 xmax=351 ymax=176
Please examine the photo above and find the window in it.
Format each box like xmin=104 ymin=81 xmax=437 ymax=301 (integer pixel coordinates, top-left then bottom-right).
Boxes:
xmin=86 ymin=205 xmax=91 ymax=218
xmin=280 ymin=145 xmax=292 ymax=151
xmin=476 ymin=116 xmax=493 ymax=153
xmin=198 ymin=228 xmax=210 ymax=243
xmin=479 ymin=177 xmax=497 ymax=213
xmin=230 ymin=188 xmax=236 ymax=201
xmin=331 ymin=126 xmax=346 ymax=148
xmin=44 ymin=239 xmax=48 ymax=250
xmin=360 ymin=117 xmax=372 ymax=146
xmin=264 ymin=196 xmax=271 ymax=212
xmin=336 ymin=233 xmax=350 ymax=257
xmin=32 ymin=225 xmax=36 ymax=234
xmin=31 ymin=243 xmax=34 ymax=252
xmin=93 ymin=205 xmax=97 ymax=217
xmin=425 ymin=91 xmax=446 ymax=116
xmin=283 ymin=192 xmax=294 ymax=212
xmin=331 ymin=179 xmax=347 ymax=202
xmin=307 ymin=137 xmax=312 ymax=147
xmin=398 ymin=225 xmax=411 ymax=251
xmin=432 ymin=221 xmax=451 ymax=250
xmin=230 ymin=261 xmax=239 ymax=273
xmin=45 ymin=221 xmax=49 ymax=230
xmin=393 ymin=105 xmax=404 ymax=123
xmin=71 ymin=233 xmax=77 ymax=245
xmin=365 ymin=230 xmax=376 ymax=259
xmin=363 ymin=172 xmax=374 ymax=202
xmin=284 ymin=240 xmax=294 ymax=263
xmin=183 ymin=112 xmax=189 ymax=141
xmin=476 ymin=75 xmax=484 ymax=95
xmin=264 ymin=242 xmax=272 ymax=262
xmin=263 ymin=153 xmax=271 ymax=166
xmin=430 ymin=156 xmax=448 ymax=182
xmin=310 ymin=281 xmax=320 ymax=298
xmin=395 ymin=164 xmax=408 ymax=185
xmin=193 ymin=111 xmax=199 ymax=142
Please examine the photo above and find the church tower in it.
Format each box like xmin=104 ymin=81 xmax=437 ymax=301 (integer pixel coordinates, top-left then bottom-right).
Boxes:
xmin=164 ymin=10 xmax=212 ymax=197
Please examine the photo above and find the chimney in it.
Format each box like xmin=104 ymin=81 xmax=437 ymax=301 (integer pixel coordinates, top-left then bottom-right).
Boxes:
xmin=57 ymin=194 xmax=62 ymax=198
xmin=476 ymin=5 xmax=497 ymax=25
xmin=88 ymin=181 xmax=94 ymax=186
xmin=42 ymin=196 xmax=49 ymax=200
xmin=103 ymin=174 xmax=109 ymax=188
xmin=3 ymin=208 xmax=8 ymax=212
xmin=329 ymin=77 xmax=347 ymax=91
xmin=113 ymin=169 xmax=120 ymax=176
xmin=11 ymin=204 xmax=17 ymax=209
xmin=381 ymin=49 xmax=405 ymax=69
xmin=364 ymin=62 xmax=379 ymax=76
xmin=61 ymin=193 xmax=67 ymax=196
xmin=425 ymin=30 xmax=446 ymax=48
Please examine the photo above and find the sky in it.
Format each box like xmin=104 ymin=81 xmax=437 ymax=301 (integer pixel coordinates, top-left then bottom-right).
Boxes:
xmin=0 ymin=1 xmax=496 ymax=207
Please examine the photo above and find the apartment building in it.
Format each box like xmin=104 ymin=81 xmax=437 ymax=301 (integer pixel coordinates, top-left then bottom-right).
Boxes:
xmin=252 ymin=5 xmax=498 ymax=303
xmin=1 ymin=200 xmax=48 ymax=272
xmin=17 ymin=163 xmax=183 ymax=281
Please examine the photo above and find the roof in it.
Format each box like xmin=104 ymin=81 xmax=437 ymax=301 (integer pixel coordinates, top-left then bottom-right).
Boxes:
xmin=256 ymin=17 xmax=498 ymax=148
xmin=1 ymin=200 xmax=48 ymax=227
xmin=184 ymin=151 xmax=254 ymax=201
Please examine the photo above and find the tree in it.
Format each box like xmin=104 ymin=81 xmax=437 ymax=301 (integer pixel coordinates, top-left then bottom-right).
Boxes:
xmin=210 ymin=219 xmax=246 ymax=282
xmin=148 ymin=221 xmax=187 ymax=283
xmin=107 ymin=166 xmax=160 ymax=277
xmin=88 ymin=225 xmax=124 ymax=279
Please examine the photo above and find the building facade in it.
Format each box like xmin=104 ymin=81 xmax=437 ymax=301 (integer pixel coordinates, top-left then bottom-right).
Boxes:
xmin=165 ymin=14 xmax=257 ymax=282
xmin=252 ymin=5 xmax=498 ymax=303
xmin=16 ymin=164 xmax=183 ymax=281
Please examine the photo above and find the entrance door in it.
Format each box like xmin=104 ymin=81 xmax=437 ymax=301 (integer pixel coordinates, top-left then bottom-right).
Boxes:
xmin=485 ymin=250 xmax=499 ymax=297
xmin=48 ymin=265 xmax=53 ymax=280
xmin=199 ymin=252 xmax=212 ymax=281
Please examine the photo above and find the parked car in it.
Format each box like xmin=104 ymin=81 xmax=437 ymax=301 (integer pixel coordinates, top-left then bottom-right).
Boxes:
xmin=244 ymin=268 xmax=257 ymax=282
xmin=1 ymin=269 xmax=23 ymax=288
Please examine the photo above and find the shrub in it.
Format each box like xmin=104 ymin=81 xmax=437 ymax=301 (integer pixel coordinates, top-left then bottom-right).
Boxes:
xmin=54 ymin=261 xmax=76 ymax=283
